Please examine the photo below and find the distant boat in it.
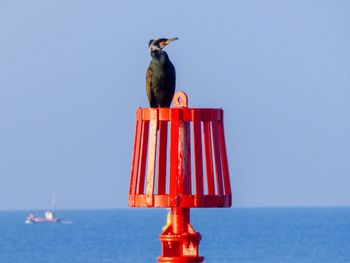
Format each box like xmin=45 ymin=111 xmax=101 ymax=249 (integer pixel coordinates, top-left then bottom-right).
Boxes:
xmin=25 ymin=195 xmax=69 ymax=224
xmin=25 ymin=210 xmax=61 ymax=224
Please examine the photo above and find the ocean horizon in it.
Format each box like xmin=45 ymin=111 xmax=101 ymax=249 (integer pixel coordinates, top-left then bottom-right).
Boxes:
xmin=1 ymin=207 xmax=349 ymax=262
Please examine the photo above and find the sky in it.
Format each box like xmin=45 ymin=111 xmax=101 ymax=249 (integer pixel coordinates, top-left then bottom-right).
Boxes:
xmin=0 ymin=1 xmax=349 ymax=210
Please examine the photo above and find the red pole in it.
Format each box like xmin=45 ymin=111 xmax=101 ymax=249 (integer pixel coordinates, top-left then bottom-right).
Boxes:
xmin=172 ymin=101 xmax=191 ymax=234
xmin=171 ymin=208 xmax=189 ymax=235
xmin=158 ymin=92 xmax=204 ymax=263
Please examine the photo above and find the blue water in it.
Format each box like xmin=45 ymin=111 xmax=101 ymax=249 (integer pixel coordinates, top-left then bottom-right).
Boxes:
xmin=0 ymin=208 xmax=350 ymax=263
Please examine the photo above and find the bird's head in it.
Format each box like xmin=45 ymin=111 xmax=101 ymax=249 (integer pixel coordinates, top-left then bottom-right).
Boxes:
xmin=148 ymin=37 xmax=178 ymax=55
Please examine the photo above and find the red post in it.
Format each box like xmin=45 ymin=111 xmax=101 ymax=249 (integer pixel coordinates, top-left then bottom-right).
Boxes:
xmin=158 ymin=93 xmax=203 ymax=263
xmin=128 ymin=91 xmax=232 ymax=262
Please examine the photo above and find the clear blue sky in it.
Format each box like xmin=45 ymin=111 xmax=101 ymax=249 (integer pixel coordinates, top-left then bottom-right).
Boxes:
xmin=1 ymin=1 xmax=349 ymax=210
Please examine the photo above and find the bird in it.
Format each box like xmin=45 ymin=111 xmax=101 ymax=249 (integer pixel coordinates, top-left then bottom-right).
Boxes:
xmin=146 ymin=37 xmax=178 ymax=108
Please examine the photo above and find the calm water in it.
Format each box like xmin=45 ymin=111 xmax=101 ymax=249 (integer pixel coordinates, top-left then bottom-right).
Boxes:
xmin=0 ymin=208 xmax=349 ymax=263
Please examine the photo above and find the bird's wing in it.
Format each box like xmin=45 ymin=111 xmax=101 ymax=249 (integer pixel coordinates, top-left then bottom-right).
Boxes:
xmin=146 ymin=66 xmax=153 ymax=106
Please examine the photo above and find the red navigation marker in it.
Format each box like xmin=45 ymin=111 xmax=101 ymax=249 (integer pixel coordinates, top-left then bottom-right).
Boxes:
xmin=129 ymin=91 xmax=232 ymax=263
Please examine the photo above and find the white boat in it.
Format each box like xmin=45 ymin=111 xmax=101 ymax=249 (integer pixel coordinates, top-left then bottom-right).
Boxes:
xmin=25 ymin=195 xmax=66 ymax=224
xmin=25 ymin=209 xmax=61 ymax=224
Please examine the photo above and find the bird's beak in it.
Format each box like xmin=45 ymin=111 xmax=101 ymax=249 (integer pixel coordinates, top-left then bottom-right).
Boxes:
xmin=161 ymin=37 xmax=178 ymax=48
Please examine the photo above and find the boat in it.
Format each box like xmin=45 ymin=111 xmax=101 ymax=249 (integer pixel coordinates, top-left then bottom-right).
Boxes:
xmin=25 ymin=195 xmax=65 ymax=224
xmin=25 ymin=210 xmax=61 ymax=224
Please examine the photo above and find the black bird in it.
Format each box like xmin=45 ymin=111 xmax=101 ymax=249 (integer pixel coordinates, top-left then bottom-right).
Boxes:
xmin=146 ymin=37 xmax=178 ymax=108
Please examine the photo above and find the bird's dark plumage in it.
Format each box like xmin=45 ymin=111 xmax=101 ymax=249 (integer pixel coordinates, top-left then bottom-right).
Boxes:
xmin=146 ymin=37 xmax=178 ymax=108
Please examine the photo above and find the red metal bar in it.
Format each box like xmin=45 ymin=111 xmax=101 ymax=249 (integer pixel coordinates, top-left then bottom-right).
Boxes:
xmin=211 ymin=120 xmax=224 ymax=195
xmin=146 ymin=109 xmax=158 ymax=206
xmin=157 ymin=121 xmax=168 ymax=194
xmin=129 ymin=111 xmax=142 ymax=205
xmin=137 ymin=120 xmax=149 ymax=194
xmin=192 ymin=110 xmax=204 ymax=195
xmin=203 ymin=121 xmax=215 ymax=195
xmin=170 ymin=109 xmax=179 ymax=202
xmin=133 ymin=194 xmax=231 ymax=208
xmin=218 ymin=111 xmax=231 ymax=196
xmin=142 ymin=108 xmax=221 ymax=122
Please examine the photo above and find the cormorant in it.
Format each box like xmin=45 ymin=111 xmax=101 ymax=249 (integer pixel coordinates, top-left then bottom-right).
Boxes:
xmin=146 ymin=37 xmax=178 ymax=108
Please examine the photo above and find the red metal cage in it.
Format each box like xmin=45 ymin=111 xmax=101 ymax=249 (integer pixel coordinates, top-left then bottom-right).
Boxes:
xmin=129 ymin=106 xmax=231 ymax=208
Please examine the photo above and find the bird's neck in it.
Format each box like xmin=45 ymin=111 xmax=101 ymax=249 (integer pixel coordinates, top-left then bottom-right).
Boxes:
xmin=151 ymin=50 xmax=169 ymax=65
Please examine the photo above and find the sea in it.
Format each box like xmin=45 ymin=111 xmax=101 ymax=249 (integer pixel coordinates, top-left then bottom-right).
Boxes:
xmin=0 ymin=208 xmax=349 ymax=263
